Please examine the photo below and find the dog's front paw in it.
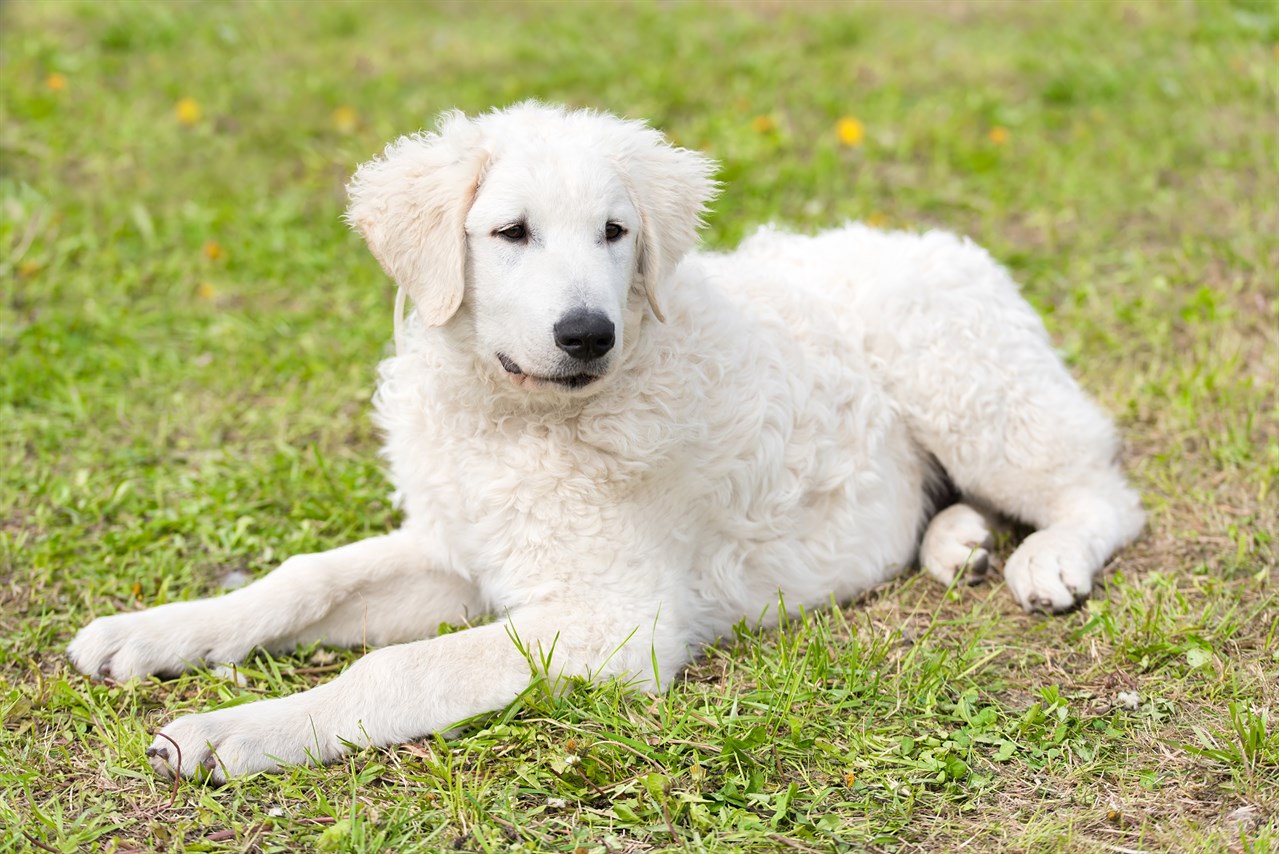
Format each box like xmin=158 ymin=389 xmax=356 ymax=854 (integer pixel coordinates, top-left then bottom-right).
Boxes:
xmin=68 ymin=601 xmax=249 ymax=680
xmin=1003 ymin=529 xmax=1096 ymax=613
xmin=148 ymin=696 xmax=339 ymax=783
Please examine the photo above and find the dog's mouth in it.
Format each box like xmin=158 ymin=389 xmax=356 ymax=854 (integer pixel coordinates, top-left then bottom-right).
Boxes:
xmin=497 ymin=353 xmax=599 ymax=390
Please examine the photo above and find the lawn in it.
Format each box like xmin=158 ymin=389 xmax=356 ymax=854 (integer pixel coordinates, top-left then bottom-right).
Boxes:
xmin=2 ymin=0 xmax=1276 ymax=851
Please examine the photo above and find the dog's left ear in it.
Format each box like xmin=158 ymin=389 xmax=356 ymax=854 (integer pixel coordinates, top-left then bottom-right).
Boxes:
xmin=612 ymin=125 xmax=718 ymax=322
xmin=345 ymin=111 xmax=489 ymax=327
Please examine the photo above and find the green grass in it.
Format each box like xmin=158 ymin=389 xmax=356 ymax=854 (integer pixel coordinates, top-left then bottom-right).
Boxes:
xmin=2 ymin=0 xmax=1277 ymax=850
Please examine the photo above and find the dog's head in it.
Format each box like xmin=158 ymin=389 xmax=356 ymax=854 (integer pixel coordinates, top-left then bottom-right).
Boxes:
xmin=346 ymin=103 xmax=718 ymax=394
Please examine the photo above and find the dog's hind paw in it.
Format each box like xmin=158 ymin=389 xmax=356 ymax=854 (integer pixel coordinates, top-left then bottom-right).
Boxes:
xmin=1003 ymin=528 xmax=1097 ymax=613
xmin=920 ymin=503 xmax=995 ymax=587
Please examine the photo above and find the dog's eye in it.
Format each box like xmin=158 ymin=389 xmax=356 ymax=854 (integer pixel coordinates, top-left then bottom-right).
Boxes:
xmin=495 ymin=223 xmax=527 ymax=242
xmin=604 ymin=222 xmax=626 ymax=242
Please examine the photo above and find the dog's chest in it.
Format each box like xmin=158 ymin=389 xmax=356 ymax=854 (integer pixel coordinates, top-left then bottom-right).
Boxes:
xmin=378 ymin=376 xmax=689 ymax=572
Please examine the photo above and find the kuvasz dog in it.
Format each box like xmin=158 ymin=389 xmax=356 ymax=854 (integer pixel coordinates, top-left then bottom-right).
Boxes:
xmin=69 ymin=103 xmax=1144 ymax=782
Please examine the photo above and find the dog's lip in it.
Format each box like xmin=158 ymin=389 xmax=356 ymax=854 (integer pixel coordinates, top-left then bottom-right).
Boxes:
xmin=496 ymin=353 xmax=599 ymax=389
xmin=497 ymin=353 xmax=524 ymax=375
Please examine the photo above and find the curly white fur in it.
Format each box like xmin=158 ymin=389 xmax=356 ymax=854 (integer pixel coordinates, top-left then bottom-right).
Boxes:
xmin=68 ymin=103 xmax=1144 ymax=782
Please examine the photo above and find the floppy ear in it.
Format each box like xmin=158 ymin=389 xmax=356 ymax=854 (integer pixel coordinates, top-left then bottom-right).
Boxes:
xmin=612 ymin=125 xmax=718 ymax=322
xmin=345 ymin=111 xmax=489 ymax=327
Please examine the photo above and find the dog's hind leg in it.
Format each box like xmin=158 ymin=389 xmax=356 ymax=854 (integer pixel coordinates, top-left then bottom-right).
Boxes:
xmin=69 ymin=531 xmax=480 ymax=680
xmin=913 ymin=396 xmax=1143 ymax=612
xmin=866 ymin=232 xmax=1144 ymax=612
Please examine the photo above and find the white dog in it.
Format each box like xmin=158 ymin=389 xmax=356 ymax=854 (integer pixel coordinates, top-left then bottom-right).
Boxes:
xmin=68 ymin=103 xmax=1144 ymax=782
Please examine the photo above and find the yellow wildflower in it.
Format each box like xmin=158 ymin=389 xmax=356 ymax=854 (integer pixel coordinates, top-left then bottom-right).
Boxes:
xmin=836 ymin=116 xmax=864 ymax=147
xmin=866 ymin=212 xmax=888 ymax=228
xmin=18 ymin=260 xmax=41 ymax=277
xmin=202 ymin=240 xmax=224 ymax=261
xmin=988 ymin=126 xmax=1010 ymax=145
xmin=196 ymin=282 xmax=217 ymax=301
xmin=45 ymin=72 xmax=67 ymax=92
xmin=332 ymin=105 xmax=359 ymax=133
xmin=176 ymin=97 xmax=202 ymax=126
xmin=751 ymin=114 xmax=776 ymax=134
xmin=844 ymin=771 xmax=857 ymax=787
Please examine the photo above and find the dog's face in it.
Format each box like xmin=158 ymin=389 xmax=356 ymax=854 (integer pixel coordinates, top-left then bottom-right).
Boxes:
xmin=346 ymin=103 xmax=717 ymax=396
xmin=463 ymin=146 xmax=640 ymax=390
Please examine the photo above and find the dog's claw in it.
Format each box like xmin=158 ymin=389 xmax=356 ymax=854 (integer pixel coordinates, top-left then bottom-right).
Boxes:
xmin=1028 ymin=595 xmax=1055 ymax=613
xmin=964 ymin=550 xmax=990 ymax=584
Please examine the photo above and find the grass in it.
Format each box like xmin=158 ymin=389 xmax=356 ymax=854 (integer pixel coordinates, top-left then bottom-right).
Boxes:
xmin=2 ymin=0 xmax=1276 ymax=850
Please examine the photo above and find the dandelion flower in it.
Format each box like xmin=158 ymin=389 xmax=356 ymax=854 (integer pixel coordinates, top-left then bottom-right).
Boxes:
xmin=837 ymin=116 xmax=864 ymax=147
xmin=988 ymin=126 xmax=1010 ymax=145
xmin=332 ymin=105 xmax=359 ymax=133
xmin=202 ymin=240 xmax=224 ymax=261
xmin=196 ymin=282 xmax=217 ymax=301
xmin=751 ymin=114 xmax=776 ymax=134
xmin=45 ymin=72 xmax=67 ymax=92
xmin=176 ymin=97 xmax=202 ymax=126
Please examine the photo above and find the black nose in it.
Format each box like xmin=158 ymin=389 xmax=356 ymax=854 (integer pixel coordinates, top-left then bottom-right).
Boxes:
xmin=554 ymin=309 xmax=615 ymax=361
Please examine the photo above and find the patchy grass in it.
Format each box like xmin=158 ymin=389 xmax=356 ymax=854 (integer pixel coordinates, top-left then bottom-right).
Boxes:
xmin=2 ymin=0 xmax=1276 ymax=851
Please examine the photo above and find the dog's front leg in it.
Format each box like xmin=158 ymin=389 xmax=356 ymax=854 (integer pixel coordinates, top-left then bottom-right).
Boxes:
xmin=69 ymin=530 xmax=479 ymax=680
xmin=146 ymin=600 xmax=679 ymax=782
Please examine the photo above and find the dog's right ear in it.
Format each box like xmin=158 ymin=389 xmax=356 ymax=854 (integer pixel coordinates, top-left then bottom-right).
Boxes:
xmin=345 ymin=111 xmax=488 ymax=327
